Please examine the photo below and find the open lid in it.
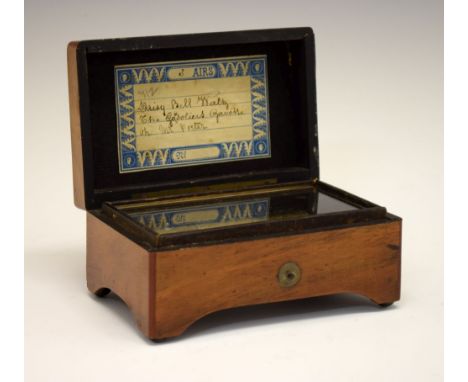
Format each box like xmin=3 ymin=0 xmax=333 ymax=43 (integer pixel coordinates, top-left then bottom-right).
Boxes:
xmin=68 ymin=27 xmax=319 ymax=210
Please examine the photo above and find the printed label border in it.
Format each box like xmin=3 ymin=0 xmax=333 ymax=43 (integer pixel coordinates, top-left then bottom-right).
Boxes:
xmin=115 ymin=55 xmax=271 ymax=173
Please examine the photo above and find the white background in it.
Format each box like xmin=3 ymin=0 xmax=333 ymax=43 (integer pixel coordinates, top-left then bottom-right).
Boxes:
xmin=24 ymin=1 xmax=443 ymax=381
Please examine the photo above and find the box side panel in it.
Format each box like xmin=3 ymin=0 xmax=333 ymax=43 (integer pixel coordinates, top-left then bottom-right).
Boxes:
xmin=154 ymin=220 xmax=401 ymax=339
xmin=86 ymin=212 xmax=154 ymax=337
xmin=68 ymin=41 xmax=85 ymax=209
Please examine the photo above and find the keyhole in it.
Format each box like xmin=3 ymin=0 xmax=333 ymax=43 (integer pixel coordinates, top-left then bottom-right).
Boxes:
xmin=278 ymin=262 xmax=301 ymax=288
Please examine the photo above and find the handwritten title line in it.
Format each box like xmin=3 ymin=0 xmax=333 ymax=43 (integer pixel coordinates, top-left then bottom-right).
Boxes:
xmin=134 ymin=100 xmax=253 ymax=113
xmin=136 ymin=124 xmax=253 ymax=137
xmin=136 ymin=112 xmax=253 ymax=126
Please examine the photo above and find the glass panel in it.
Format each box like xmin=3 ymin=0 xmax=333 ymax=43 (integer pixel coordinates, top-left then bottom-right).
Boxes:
xmin=316 ymin=193 xmax=359 ymax=214
xmin=122 ymin=190 xmax=357 ymax=235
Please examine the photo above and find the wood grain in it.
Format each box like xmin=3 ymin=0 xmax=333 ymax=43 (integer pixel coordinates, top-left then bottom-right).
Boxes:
xmin=87 ymin=213 xmax=155 ymax=337
xmin=86 ymin=212 xmax=401 ymax=340
xmin=67 ymin=41 xmax=85 ymax=209
xmin=153 ymin=220 xmax=401 ymax=338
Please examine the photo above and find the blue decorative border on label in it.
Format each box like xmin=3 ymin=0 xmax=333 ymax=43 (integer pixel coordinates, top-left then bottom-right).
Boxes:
xmin=115 ymin=55 xmax=271 ymax=173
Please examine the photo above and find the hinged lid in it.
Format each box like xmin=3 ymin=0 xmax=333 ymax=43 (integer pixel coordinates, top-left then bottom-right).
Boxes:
xmin=68 ymin=27 xmax=319 ymax=210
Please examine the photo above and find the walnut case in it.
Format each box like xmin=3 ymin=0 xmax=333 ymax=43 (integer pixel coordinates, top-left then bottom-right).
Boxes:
xmin=67 ymin=27 xmax=401 ymax=341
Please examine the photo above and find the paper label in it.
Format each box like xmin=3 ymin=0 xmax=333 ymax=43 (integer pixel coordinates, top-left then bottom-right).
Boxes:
xmin=115 ymin=55 xmax=270 ymax=173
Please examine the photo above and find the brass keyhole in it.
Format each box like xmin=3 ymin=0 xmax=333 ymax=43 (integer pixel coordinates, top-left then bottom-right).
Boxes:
xmin=278 ymin=262 xmax=301 ymax=288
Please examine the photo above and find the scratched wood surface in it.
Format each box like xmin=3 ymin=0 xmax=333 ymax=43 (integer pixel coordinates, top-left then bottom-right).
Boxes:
xmin=87 ymin=212 xmax=401 ymax=340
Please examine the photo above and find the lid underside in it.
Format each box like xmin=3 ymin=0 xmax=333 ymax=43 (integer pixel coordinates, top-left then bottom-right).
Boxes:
xmin=68 ymin=27 xmax=319 ymax=209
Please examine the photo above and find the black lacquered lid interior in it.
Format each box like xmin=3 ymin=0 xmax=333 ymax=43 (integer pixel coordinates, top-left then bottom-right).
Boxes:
xmin=74 ymin=28 xmax=318 ymax=208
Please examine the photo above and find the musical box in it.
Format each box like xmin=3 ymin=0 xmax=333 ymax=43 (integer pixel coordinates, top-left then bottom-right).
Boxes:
xmin=67 ymin=27 xmax=401 ymax=341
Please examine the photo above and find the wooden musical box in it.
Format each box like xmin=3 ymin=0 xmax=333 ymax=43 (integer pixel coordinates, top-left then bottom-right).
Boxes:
xmin=67 ymin=27 xmax=401 ymax=341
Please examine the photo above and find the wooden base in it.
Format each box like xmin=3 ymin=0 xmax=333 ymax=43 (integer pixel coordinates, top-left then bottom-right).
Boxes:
xmin=87 ymin=212 xmax=401 ymax=340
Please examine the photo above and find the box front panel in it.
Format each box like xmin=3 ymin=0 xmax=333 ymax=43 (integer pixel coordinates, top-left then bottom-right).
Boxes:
xmin=153 ymin=220 xmax=401 ymax=338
